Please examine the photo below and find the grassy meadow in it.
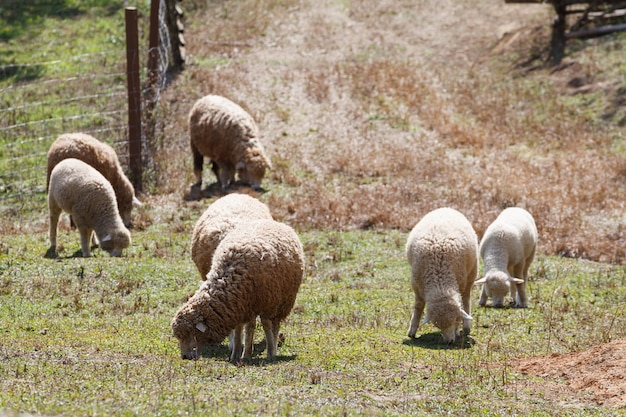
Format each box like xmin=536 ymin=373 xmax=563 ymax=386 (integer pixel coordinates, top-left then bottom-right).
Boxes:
xmin=2 ymin=0 xmax=626 ymax=415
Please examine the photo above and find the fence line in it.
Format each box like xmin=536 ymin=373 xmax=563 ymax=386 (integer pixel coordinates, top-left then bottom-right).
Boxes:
xmin=0 ymin=0 xmax=180 ymax=206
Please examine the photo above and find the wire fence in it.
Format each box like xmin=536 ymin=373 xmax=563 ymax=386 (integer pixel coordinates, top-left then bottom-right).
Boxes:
xmin=0 ymin=0 xmax=177 ymax=210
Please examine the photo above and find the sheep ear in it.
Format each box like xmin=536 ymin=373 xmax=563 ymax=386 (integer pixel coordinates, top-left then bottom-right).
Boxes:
xmin=133 ymin=196 xmax=143 ymax=207
xmin=101 ymin=235 xmax=112 ymax=243
xmin=195 ymin=322 xmax=208 ymax=333
xmin=422 ymin=315 xmax=430 ymax=325
xmin=474 ymin=276 xmax=487 ymax=285
xmin=508 ymin=276 xmax=524 ymax=284
xmin=460 ymin=310 xmax=473 ymax=321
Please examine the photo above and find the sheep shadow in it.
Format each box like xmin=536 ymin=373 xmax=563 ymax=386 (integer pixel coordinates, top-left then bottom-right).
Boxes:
xmin=478 ymin=302 xmax=526 ymax=310
xmin=183 ymin=181 xmax=267 ymax=201
xmin=403 ymin=332 xmax=476 ymax=350
xmin=197 ymin=339 xmax=296 ymax=366
xmin=44 ymin=245 xmax=102 ymax=259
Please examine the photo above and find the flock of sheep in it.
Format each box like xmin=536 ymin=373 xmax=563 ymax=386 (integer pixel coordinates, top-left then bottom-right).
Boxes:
xmin=44 ymin=94 xmax=538 ymax=362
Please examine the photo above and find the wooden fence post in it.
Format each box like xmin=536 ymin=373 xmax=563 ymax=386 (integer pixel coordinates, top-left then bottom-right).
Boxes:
xmin=125 ymin=7 xmax=143 ymax=193
xmin=550 ymin=2 xmax=567 ymax=64
xmin=166 ymin=0 xmax=186 ymax=69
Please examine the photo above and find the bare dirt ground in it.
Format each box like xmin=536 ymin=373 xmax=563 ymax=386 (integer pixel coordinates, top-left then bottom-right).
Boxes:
xmin=161 ymin=0 xmax=626 ymax=409
xmin=515 ymin=338 xmax=626 ymax=408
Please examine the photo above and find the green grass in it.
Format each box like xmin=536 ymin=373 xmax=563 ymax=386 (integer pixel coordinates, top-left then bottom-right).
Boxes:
xmin=0 ymin=0 xmax=148 ymax=217
xmin=1 ymin=209 xmax=624 ymax=415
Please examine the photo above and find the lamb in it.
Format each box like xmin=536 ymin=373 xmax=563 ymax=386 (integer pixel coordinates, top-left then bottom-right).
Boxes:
xmin=191 ymin=193 xmax=273 ymax=280
xmin=46 ymin=132 xmax=141 ymax=228
xmin=172 ymin=219 xmax=304 ymax=363
xmin=475 ymin=207 xmax=537 ymax=308
xmin=406 ymin=207 xmax=478 ymax=344
xmin=47 ymin=158 xmax=131 ymax=258
xmin=189 ymin=95 xmax=272 ymax=191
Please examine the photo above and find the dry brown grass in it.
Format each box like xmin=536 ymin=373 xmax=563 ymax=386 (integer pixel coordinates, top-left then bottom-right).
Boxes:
xmin=154 ymin=0 xmax=626 ymax=263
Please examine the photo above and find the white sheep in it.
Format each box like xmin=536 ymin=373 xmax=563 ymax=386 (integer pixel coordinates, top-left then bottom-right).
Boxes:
xmin=172 ymin=219 xmax=304 ymax=362
xmin=406 ymin=207 xmax=478 ymax=344
xmin=189 ymin=95 xmax=272 ymax=191
xmin=191 ymin=193 xmax=273 ymax=280
xmin=475 ymin=207 xmax=537 ymax=308
xmin=46 ymin=132 xmax=141 ymax=228
xmin=47 ymin=158 xmax=131 ymax=258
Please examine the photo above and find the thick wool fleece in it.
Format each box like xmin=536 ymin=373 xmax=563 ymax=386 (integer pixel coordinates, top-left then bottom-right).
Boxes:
xmin=172 ymin=219 xmax=304 ymax=361
xmin=191 ymin=193 xmax=273 ymax=279
xmin=189 ymin=95 xmax=271 ymax=189
xmin=406 ymin=207 xmax=478 ymax=344
xmin=46 ymin=132 xmax=137 ymax=227
xmin=478 ymin=207 xmax=537 ymax=308
xmin=47 ymin=158 xmax=130 ymax=257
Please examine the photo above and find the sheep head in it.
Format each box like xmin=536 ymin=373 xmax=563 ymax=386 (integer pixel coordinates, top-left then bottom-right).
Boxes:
xmin=99 ymin=229 xmax=131 ymax=257
xmin=475 ymin=271 xmax=523 ymax=308
xmin=424 ymin=297 xmax=471 ymax=344
xmin=237 ymin=147 xmax=271 ymax=189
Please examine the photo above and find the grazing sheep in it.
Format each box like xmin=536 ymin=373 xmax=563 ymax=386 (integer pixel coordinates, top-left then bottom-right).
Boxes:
xmin=47 ymin=158 xmax=131 ymax=258
xmin=172 ymin=219 xmax=304 ymax=362
xmin=191 ymin=193 xmax=273 ymax=279
xmin=189 ymin=95 xmax=271 ymax=191
xmin=406 ymin=207 xmax=478 ymax=344
xmin=46 ymin=132 xmax=141 ymax=227
xmin=475 ymin=207 xmax=537 ymax=308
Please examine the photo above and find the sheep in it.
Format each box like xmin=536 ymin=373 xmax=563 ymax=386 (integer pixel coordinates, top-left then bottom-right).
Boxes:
xmin=475 ymin=207 xmax=537 ymax=308
xmin=189 ymin=95 xmax=272 ymax=191
xmin=171 ymin=219 xmax=304 ymax=362
xmin=47 ymin=158 xmax=131 ymax=258
xmin=190 ymin=193 xmax=273 ymax=357
xmin=46 ymin=132 xmax=141 ymax=228
xmin=406 ymin=207 xmax=478 ymax=344
xmin=191 ymin=193 xmax=273 ymax=280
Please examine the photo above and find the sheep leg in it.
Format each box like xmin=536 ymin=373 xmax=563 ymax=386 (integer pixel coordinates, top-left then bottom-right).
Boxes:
xmin=478 ymin=285 xmax=489 ymax=307
xmin=217 ymin=164 xmax=235 ymax=189
xmin=229 ymin=324 xmax=244 ymax=363
xmin=78 ymin=227 xmax=92 ymax=257
xmin=513 ymin=264 xmax=528 ymax=308
xmin=516 ymin=248 xmax=535 ymax=308
xmin=261 ymin=318 xmax=277 ymax=360
xmin=210 ymin=161 xmax=220 ymax=183
xmin=509 ymin=281 xmax=518 ymax=306
xmin=461 ymin=268 xmax=474 ymax=335
xmin=242 ymin=319 xmax=256 ymax=361
xmin=272 ymin=320 xmax=282 ymax=348
xmin=46 ymin=200 xmax=62 ymax=257
xmin=191 ymin=143 xmax=204 ymax=186
xmin=408 ymin=294 xmax=425 ymax=338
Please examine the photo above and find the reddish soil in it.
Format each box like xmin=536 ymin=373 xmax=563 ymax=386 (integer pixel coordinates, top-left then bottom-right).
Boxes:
xmin=515 ymin=339 xmax=626 ymax=408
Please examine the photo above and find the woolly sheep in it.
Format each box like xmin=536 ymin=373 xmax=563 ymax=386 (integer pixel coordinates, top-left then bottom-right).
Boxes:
xmin=191 ymin=193 xmax=273 ymax=280
xmin=190 ymin=194 xmax=273 ymax=361
xmin=172 ymin=219 xmax=304 ymax=362
xmin=46 ymin=132 xmax=141 ymax=227
xmin=475 ymin=207 xmax=537 ymax=308
xmin=406 ymin=207 xmax=478 ymax=344
xmin=47 ymin=158 xmax=131 ymax=258
xmin=189 ymin=95 xmax=272 ymax=191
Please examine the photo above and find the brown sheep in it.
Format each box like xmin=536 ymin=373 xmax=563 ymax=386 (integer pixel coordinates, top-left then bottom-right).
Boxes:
xmin=172 ymin=219 xmax=304 ymax=362
xmin=189 ymin=95 xmax=271 ymax=191
xmin=46 ymin=133 xmax=140 ymax=227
